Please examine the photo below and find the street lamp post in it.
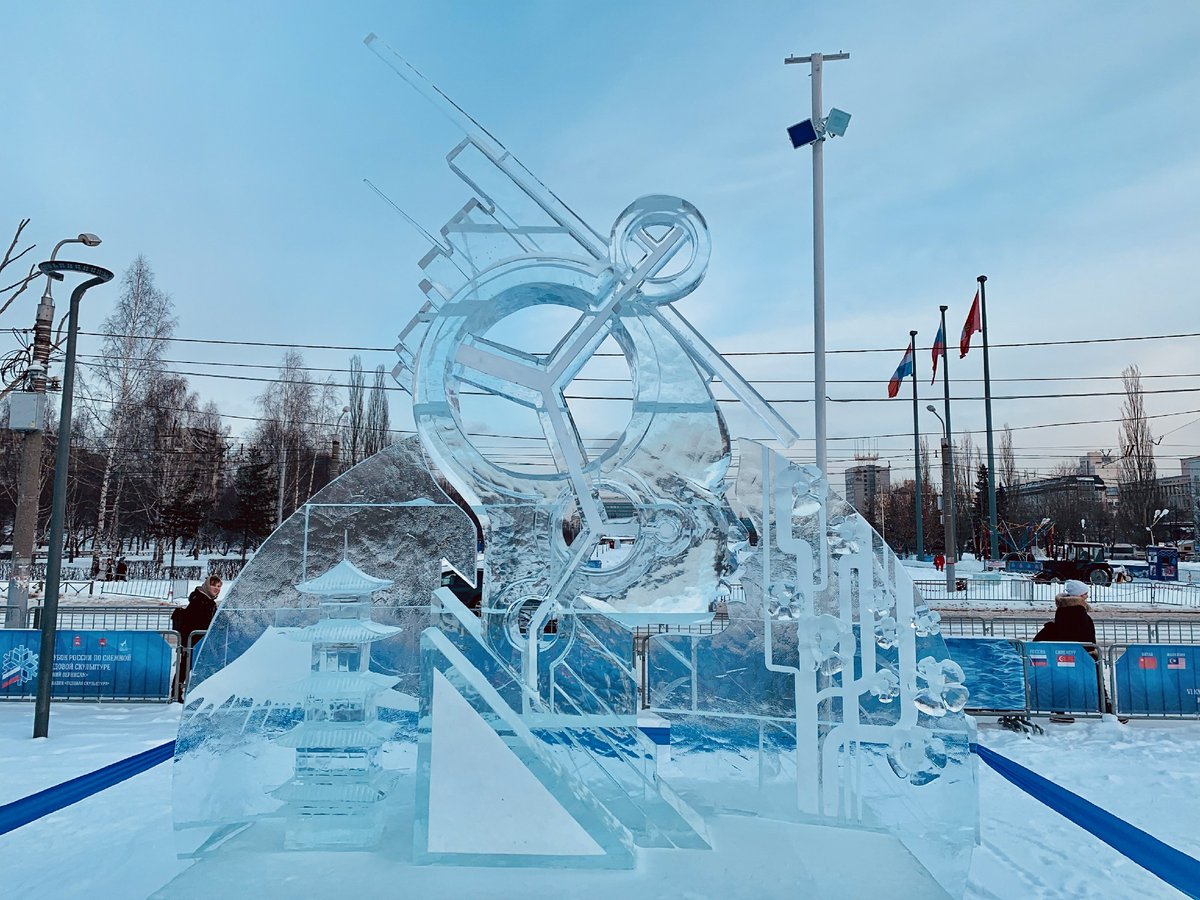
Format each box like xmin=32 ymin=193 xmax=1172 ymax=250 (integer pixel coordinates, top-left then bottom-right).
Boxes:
xmin=32 ymin=257 xmax=114 ymax=739
xmin=927 ymin=404 xmax=956 ymax=593
xmin=1148 ymin=508 xmax=1170 ymax=548
xmin=8 ymin=234 xmax=102 ymax=628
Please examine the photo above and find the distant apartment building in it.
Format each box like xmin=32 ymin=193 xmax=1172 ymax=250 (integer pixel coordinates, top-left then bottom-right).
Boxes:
xmin=1077 ymin=451 xmax=1122 ymax=511
xmin=844 ymin=462 xmax=891 ymax=515
xmin=1009 ymin=473 xmax=1106 ymax=506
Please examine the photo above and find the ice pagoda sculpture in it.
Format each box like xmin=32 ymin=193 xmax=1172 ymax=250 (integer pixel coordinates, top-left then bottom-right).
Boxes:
xmin=271 ymin=558 xmax=400 ymax=849
xmin=163 ymin=35 xmax=979 ymax=900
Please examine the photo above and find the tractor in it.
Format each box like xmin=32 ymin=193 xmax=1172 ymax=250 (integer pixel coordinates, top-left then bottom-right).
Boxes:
xmin=1032 ymin=542 xmax=1114 ymax=586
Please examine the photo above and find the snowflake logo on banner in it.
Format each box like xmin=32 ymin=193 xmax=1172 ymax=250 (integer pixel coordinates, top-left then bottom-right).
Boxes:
xmin=2 ymin=645 xmax=39 ymax=689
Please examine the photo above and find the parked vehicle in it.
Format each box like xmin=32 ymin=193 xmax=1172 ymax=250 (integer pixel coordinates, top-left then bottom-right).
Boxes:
xmin=1033 ymin=542 xmax=1114 ymax=586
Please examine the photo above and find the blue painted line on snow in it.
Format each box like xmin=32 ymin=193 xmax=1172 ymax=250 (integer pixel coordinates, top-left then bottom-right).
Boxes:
xmin=972 ymin=741 xmax=1200 ymax=899
xmin=0 ymin=739 xmax=175 ymax=836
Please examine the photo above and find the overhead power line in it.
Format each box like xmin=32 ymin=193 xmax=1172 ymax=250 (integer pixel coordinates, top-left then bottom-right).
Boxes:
xmin=76 ymin=329 xmax=1200 ymax=356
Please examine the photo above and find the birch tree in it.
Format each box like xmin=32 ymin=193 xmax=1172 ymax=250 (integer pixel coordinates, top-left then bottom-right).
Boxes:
xmin=88 ymin=256 xmax=176 ymax=573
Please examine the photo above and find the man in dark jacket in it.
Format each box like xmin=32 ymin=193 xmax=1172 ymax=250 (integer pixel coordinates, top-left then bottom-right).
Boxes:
xmin=1033 ymin=579 xmax=1096 ymax=645
xmin=171 ymin=576 xmax=222 ymax=701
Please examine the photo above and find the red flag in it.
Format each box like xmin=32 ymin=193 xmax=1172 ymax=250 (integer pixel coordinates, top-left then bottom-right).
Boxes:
xmin=960 ymin=290 xmax=982 ymax=358
xmin=930 ymin=323 xmax=945 ymax=385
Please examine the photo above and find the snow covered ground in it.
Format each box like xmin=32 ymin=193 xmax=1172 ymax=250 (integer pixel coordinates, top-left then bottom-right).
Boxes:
xmin=1 ymin=703 xmax=1197 ymax=899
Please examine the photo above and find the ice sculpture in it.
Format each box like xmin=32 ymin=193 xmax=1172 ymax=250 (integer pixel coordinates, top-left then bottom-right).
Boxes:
xmin=161 ymin=35 xmax=977 ymax=900
xmin=270 ymin=559 xmax=400 ymax=849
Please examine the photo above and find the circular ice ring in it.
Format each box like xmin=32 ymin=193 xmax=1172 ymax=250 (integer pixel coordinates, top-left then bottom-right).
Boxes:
xmin=610 ymin=195 xmax=711 ymax=304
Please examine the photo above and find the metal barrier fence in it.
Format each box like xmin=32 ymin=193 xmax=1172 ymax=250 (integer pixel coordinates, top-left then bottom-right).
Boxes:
xmin=27 ymin=605 xmax=175 ymax=631
xmin=941 ymin=614 xmax=1200 ymax=645
xmin=916 ymin=577 xmax=1200 ymax=608
xmin=98 ymin=579 xmax=175 ymax=601
xmin=948 ymin=636 xmax=1200 ymax=719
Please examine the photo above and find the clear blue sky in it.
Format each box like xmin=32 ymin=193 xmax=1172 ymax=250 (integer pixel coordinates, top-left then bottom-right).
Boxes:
xmin=2 ymin=1 xmax=1199 ymax=483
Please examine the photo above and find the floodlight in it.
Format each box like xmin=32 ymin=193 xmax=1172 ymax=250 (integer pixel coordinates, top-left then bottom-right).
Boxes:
xmin=787 ymin=119 xmax=819 ymax=149
xmin=824 ymin=108 xmax=851 ymax=137
xmin=78 ymin=233 xmax=102 ymax=247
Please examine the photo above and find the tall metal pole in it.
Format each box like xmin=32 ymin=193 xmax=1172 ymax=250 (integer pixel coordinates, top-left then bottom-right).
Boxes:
xmin=33 ymin=262 xmax=113 ymax=738
xmin=979 ymin=275 xmax=999 ymax=561
xmin=939 ymin=305 xmax=957 ymax=593
xmin=810 ymin=52 xmax=828 ymax=476
xmin=785 ymin=50 xmax=848 ymax=476
xmin=910 ymin=330 xmax=924 ymax=560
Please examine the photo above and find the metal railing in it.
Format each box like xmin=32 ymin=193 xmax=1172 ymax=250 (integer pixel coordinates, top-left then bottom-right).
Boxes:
xmin=28 ymin=605 xmax=175 ymax=631
xmin=917 ymin=577 xmax=1200 ymax=608
xmin=941 ymin=614 xmax=1200 ymax=645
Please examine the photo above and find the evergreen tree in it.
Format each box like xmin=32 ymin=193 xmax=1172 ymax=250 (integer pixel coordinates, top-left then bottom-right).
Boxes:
xmin=226 ymin=447 xmax=276 ymax=559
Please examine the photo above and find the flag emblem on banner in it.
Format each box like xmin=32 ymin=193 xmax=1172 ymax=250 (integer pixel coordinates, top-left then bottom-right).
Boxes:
xmin=1029 ymin=654 xmax=1048 ymax=668
xmin=73 ymin=635 xmax=82 ymax=647
xmin=887 ymin=344 xmax=914 ymax=398
xmin=1056 ymin=653 xmax=1075 ymax=667
xmin=99 ymin=637 xmax=107 ymax=648
xmin=930 ymin=323 xmax=946 ymax=384
xmin=1139 ymin=655 xmax=1158 ymax=670
xmin=1168 ymin=655 xmax=1187 ymax=670
xmin=960 ymin=290 xmax=982 ymax=358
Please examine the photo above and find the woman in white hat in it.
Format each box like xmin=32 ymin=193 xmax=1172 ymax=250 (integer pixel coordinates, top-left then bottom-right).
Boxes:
xmin=1032 ymin=579 xmax=1097 ymax=647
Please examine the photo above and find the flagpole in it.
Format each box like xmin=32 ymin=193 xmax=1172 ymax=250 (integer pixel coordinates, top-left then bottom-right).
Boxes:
xmin=939 ymin=304 xmax=957 ymax=593
xmin=979 ymin=274 xmax=999 ymax=562
xmin=909 ymin=330 xmax=924 ymax=561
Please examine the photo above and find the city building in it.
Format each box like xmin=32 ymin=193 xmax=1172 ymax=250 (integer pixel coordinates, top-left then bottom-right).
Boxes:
xmin=844 ymin=461 xmax=891 ymax=516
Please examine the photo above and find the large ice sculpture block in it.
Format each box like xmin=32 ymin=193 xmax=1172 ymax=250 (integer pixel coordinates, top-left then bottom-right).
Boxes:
xmin=165 ymin=36 xmax=977 ymax=900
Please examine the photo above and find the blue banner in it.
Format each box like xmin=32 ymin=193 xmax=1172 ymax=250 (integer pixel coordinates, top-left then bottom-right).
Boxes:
xmin=0 ymin=630 xmax=173 ymax=700
xmin=945 ymin=637 xmax=1027 ymax=712
xmin=1114 ymin=644 xmax=1200 ymax=717
xmin=1025 ymin=641 xmax=1102 ymax=714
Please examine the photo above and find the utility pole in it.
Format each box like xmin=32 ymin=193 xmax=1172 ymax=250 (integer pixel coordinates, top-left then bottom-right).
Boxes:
xmin=785 ymin=50 xmax=849 ymax=476
xmin=9 ymin=234 xmax=100 ymax=628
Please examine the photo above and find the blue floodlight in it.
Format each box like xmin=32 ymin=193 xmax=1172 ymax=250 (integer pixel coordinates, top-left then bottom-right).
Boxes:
xmin=787 ymin=119 xmax=819 ymax=149
xmin=824 ymin=108 xmax=851 ymax=137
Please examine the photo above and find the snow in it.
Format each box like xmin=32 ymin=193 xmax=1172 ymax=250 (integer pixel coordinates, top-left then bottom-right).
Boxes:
xmin=1 ymin=702 xmax=1198 ymax=899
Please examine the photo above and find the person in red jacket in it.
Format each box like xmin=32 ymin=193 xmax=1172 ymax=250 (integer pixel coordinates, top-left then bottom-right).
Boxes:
xmin=933 ymin=552 xmax=946 ymax=572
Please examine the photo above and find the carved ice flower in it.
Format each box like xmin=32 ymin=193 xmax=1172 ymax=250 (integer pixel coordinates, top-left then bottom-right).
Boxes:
xmin=797 ymin=613 xmax=855 ymax=674
xmin=911 ymin=607 xmax=942 ymax=637
xmin=767 ymin=582 xmax=800 ymax=620
xmin=887 ymin=728 xmax=949 ymax=786
xmin=874 ymin=615 xmax=899 ymax=650
xmin=866 ymin=668 xmax=901 ymax=703
xmin=912 ymin=656 xmax=969 ymax=717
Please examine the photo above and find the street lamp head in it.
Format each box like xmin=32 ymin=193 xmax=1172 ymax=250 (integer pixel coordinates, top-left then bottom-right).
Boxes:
xmin=342 ymin=405 xmax=350 ymax=413
xmin=925 ymin=404 xmax=936 ymax=413
xmin=78 ymin=233 xmax=101 ymax=247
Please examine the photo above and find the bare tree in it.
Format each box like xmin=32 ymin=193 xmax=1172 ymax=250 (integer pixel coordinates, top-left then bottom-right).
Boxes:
xmin=1117 ymin=365 xmax=1159 ymax=541
xmin=255 ymin=351 xmax=317 ymax=519
xmin=998 ymin=424 xmax=1017 ymax=491
xmin=0 ymin=219 xmax=37 ymax=324
xmin=347 ymin=355 xmax=365 ymax=467
xmin=87 ymin=256 xmax=176 ymax=573
xmin=363 ymin=364 xmax=391 ymax=457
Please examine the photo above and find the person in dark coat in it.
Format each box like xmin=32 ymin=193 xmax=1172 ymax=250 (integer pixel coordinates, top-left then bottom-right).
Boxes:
xmin=171 ymin=576 xmax=223 ymax=701
xmin=1033 ymin=579 xmax=1096 ymax=646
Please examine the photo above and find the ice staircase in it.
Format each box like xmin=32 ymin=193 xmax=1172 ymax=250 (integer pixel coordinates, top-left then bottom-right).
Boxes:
xmin=432 ymin=589 xmax=709 ymax=851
